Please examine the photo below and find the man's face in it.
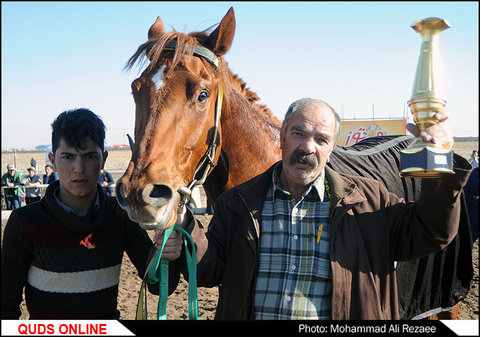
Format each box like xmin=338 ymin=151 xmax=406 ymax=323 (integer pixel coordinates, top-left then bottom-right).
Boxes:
xmin=50 ymin=138 xmax=107 ymax=205
xmin=28 ymin=170 xmax=35 ymax=177
xmin=8 ymin=169 xmax=15 ymax=177
xmin=45 ymin=166 xmax=53 ymax=175
xmin=280 ymin=104 xmax=336 ymax=188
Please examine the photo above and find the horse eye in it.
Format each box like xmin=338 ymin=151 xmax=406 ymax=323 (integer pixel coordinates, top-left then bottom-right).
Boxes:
xmin=197 ymin=91 xmax=208 ymax=103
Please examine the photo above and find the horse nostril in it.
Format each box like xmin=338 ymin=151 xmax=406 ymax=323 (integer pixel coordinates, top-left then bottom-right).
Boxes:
xmin=149 ymin=184 xmax=173 ymax=200
xmin=115 ymin=182 xmax=128 ymax=208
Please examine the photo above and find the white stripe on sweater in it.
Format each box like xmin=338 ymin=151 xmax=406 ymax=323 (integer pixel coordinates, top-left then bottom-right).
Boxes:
xmin=27 ymin=264 xmax=121 ymax=293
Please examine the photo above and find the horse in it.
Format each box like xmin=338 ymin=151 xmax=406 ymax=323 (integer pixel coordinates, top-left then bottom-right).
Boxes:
xmin=116 ymin=7 xmax=281 ymax=230
xmin=117 ymin=7 xmax=472 ymax=319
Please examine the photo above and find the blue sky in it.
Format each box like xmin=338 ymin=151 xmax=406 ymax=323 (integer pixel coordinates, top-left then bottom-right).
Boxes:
xmin=2 ymin=1 xmax=478 ymax=150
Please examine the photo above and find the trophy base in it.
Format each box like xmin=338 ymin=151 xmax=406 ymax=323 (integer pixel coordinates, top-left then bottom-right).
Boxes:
xmin=400 ymin=146 xmax=454 ymax=178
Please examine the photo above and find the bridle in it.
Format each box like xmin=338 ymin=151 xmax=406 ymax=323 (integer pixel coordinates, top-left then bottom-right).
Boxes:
xmin=127 ymin=39 xmax=223 ymax=209
xmin=133 ymin=40 xmax=223 ymax=320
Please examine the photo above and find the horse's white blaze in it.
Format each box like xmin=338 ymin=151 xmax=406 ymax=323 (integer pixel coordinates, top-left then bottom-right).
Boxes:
xmin=151 ymin=66 xmax=166 ymax=91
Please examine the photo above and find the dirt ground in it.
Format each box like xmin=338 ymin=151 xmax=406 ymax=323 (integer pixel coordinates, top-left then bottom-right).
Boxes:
xmin=2 ymin=213 xmax=478 ymax=320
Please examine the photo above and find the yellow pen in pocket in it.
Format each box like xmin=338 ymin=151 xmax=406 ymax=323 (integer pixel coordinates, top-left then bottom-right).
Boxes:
xmin=316 ymin=224 xmax=324 ymax=244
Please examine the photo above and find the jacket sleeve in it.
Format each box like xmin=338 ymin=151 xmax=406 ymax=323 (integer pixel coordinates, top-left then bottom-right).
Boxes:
xmin=390 ymin=155 xmax=472 ymax=261
xmin=1 ymin=212 xmax=31 ymax=319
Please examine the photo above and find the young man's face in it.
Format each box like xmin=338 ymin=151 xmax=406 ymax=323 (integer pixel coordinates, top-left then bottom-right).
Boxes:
xmin=49 ymin=137 xmax=107 ymax=206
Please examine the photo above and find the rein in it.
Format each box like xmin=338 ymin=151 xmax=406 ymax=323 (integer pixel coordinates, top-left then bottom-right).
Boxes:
xmin=136 ymin=225 xmax=198 ymax=320
xmin=134 ymin=40 xmax=223 ymax=320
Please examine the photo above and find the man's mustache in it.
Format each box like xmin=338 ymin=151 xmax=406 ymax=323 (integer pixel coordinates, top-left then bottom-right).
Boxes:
xmin=289 ymin=150 xmax=318 ymax=168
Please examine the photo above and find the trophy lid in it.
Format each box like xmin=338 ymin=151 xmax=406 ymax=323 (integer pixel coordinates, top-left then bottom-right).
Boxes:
xmin=411 ymin=17 xmax=450 ymax=33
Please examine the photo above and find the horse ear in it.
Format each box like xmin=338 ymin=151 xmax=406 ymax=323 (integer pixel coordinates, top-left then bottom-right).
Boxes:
xmin=206 ymin=7 xmax=236 ymax=56
xmin=148 ymin=16 xmax=165 ymax=39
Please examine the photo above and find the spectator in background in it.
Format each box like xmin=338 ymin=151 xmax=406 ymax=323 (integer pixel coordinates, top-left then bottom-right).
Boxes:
xmin=99 ymin=168 xmax=114 ymax=197
xmin=43 ymin=163 xmax=58 ymax=184
xmin=24 ymin=166 xmax=42 ymax=204
xmin=468 ymin=150 xmax=478 ymax=169
xmin=464 ymin=167 xmax=479 ymax=242
xmin=1 ymin=164 xmax=23 ymax=210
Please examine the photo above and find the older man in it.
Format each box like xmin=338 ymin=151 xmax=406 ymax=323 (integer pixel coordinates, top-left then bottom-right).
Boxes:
xmin=160 ymin=97 xmax=471 ymax=320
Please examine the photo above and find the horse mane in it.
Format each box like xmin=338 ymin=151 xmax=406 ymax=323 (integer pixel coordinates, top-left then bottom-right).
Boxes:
xmin=125 ymin=27 xmax=281 ymax=138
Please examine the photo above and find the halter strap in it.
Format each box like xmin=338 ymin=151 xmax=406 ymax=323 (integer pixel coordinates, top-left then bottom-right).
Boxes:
xmin=163 ymin=40 xmax=219 ymax=68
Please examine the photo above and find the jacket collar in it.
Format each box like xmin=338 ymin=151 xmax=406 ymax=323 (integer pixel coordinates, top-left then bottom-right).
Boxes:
xmin=325 ymin=165 xmax=366 ymax=212
xmin=236 ymin=162 xmax=366 ymax=230
xmin=235 ymin=161 xmax=369 ymax=260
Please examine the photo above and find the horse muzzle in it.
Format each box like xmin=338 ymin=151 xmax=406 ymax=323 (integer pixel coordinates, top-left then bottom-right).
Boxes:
xmin=116 ymin=182 xmax=179 ymax=230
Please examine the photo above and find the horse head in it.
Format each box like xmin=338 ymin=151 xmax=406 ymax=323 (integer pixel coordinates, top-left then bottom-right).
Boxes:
xmin=116 ymin=8 xmax=236 ymax=230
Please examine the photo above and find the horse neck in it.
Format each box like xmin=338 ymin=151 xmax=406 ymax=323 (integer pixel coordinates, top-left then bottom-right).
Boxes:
xmin=216 ymin=90 xmax=282 ymax=190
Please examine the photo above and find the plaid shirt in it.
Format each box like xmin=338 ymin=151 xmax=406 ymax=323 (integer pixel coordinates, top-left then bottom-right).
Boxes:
xmin=253 ymin=163 xmax=332 ymax=320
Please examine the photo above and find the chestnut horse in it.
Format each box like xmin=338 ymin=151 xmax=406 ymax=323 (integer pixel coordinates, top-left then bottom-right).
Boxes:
xmin=117 ymin=8 xmax=472 ymax=319
xmin=116 ymin=8 xmax=281 ymax=230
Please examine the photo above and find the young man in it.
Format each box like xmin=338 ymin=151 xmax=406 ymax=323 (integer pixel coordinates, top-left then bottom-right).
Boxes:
xmin=160 ymin=98 xmax=471 ymax=320
xmin=1 ymin=108 xmax=165 ymax=319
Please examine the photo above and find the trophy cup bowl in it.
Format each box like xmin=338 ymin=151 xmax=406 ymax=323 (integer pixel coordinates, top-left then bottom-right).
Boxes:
xmin=400 ymin=17 xmax=455 ymax=178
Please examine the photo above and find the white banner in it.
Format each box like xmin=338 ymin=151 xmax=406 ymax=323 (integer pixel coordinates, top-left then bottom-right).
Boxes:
xmin=1 ymin=320 xmax=134 ymax=336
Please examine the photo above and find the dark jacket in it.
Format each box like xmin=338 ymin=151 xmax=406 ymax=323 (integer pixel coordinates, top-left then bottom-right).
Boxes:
xmin=177 ymin=158 xmax=471 ymax=320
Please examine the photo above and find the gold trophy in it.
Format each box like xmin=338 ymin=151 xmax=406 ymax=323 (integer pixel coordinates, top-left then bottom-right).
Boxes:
xmin=400 ymin=17 xmax=454 ymax=178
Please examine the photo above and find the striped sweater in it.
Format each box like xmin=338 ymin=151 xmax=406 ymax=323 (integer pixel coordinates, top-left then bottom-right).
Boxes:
xmin=1 ymin=181 xmax=156 ymax=319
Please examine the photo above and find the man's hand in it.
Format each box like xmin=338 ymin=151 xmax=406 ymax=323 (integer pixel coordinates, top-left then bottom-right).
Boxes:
xmin=406 ymin=112 xmax=454 ymax=151
xmin=153 ymin=204 xmax=192 ymax=261
xmin=154 ymin=230 xmax=182 ymax=261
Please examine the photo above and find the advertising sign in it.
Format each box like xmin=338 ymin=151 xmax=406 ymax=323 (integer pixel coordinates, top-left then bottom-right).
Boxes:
xmin=338 ymin=119 xmax=407 ymax=147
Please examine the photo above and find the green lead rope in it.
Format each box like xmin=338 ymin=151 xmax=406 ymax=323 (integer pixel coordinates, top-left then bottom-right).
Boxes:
xmin=136 ymin=225 xmax=199 ymax=320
